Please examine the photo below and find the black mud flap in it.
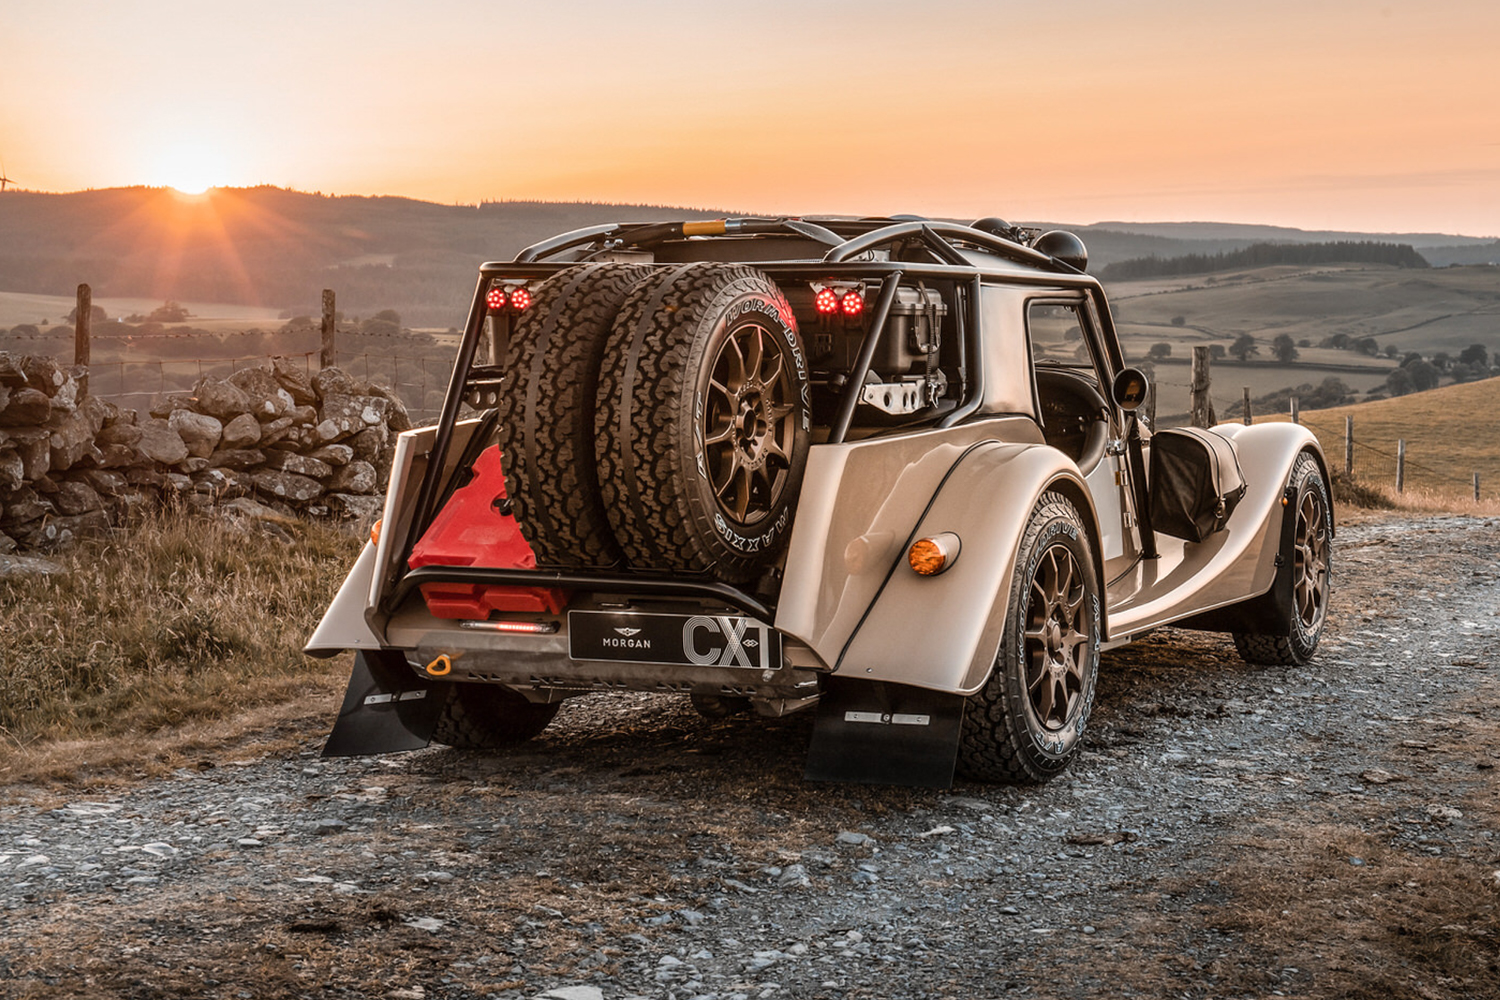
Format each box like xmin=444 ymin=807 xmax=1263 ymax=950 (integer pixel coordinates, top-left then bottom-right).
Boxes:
xmin=804 ymin=677 xmax=964 ymax=788
xmin=322 ymin=651 xmax=445 ymax=757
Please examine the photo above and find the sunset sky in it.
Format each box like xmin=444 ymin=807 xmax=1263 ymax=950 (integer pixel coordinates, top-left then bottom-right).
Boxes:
xmin=3 ymin=0 xmax=1497 ymax=236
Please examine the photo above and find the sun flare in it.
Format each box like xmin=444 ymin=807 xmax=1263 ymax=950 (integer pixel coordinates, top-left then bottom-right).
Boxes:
xmin=152 ymin=141 xmax=228 ymax=196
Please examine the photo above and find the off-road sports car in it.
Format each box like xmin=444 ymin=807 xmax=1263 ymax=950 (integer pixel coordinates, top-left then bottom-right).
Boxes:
xmin=307 ymin=216 xmax=1333 ymax=787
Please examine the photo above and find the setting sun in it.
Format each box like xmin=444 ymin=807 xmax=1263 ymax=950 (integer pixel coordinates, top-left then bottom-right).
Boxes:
xmin=151 ymin=141 xmax=226 ymax=197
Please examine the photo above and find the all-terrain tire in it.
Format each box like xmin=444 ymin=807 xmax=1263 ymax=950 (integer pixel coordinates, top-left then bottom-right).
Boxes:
xmin=958 ymin=492 xmax=1101 ymax=783
xmin=495 ymin=263 xmax=654 ymax=568
xmin=430 ymin=682 xmax=559 ymax=750
xmin=594 ymin=263 xmax=810 ymax=584
xmin=1232 ymin=452 xmax=1332 ymax=665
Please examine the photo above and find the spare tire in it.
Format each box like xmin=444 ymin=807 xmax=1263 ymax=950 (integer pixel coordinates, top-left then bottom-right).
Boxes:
xmin=595 ymin=263 xmax=810 ymax=584
xmin=495 ymin=262 xmax=653 ymax=568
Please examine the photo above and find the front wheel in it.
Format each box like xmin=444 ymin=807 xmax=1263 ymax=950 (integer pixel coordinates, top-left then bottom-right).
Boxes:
xmin=1232 ymin=452 xmax=1332 ymax=665
xmin=958 ymin=492 xmax=1101 ymax=783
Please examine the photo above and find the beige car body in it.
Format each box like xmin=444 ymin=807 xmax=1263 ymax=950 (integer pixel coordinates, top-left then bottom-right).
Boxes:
xmin=309 ymin=387 xmax=1325 ymax=703
xmin=308 ymin=217 xmax=1329 ymax=719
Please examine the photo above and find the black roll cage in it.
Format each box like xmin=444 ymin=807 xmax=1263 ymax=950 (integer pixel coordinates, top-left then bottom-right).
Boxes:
xmin=393 ymin=218 xmax=1138 ymax=619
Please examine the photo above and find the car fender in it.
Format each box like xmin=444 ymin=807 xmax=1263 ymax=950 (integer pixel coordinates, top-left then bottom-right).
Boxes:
xmin=1161 ymin=422 xmax=1331 ymax=633
xmin=1108 ymin=421 xmax=1328 ymax=635
xmin=808 ymin=440 xmax=1100 ymax=697
xmin=304 ymin=541 xmax=384 ymax=657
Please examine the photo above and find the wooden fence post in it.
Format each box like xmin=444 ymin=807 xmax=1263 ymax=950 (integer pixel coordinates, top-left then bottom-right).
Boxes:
xmin=1190 ymin=346 xmax=1215 ymax=428
xmin=320 ymin=289 xmax=337 ymax=370
xmin=1474 ymin=472 xmax=1480 ymax=502
xmin=1344 ymin=416 xmax=1353 ymax=476
xmin=1242 ymin=387 xmax=1251 ymax=425
xmin=1396 ymin=438 xmax=1406 ymax=493
xmin=1290 ymin=396 xmax=1299 ymax=425
xmin=74 ymin=283 xmax=91 ymax=397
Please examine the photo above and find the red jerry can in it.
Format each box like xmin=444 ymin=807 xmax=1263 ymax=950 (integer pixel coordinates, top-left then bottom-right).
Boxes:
xmin=406 ymin=446 xmax=566 ymax=617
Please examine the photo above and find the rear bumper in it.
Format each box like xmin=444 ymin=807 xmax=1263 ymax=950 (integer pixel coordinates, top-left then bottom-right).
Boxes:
xmin=382 ymin=599 xmax=826 ymax=700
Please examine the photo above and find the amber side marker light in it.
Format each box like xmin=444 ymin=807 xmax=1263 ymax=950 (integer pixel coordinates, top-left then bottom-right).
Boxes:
xmin=908 ymin=532 xmax=961 ymax=576
xmin=370 ymin=518 xmax=383 ymax=545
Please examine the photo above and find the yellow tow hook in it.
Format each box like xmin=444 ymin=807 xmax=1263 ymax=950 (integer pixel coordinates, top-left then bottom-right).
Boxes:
xmin=425 ymin=653 xmax=454 ymax=677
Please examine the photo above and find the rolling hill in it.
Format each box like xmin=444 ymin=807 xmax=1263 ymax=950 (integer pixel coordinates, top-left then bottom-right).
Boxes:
xmin=1259 ymin=375 xmax=1500 ymax=501
xmin=2 ymin=186 xmax=1496 ymax=327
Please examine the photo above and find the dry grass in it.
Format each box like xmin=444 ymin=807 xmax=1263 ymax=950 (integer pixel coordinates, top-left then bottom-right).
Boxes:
xmin=1255 ymin=377 xmax=1500 ymax=503
xmin=0 ymin=510 xmax=361 ymax=760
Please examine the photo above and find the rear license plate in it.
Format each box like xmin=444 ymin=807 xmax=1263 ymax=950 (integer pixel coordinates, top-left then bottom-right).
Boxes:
xmin=568 ymin=611 xmax=781 ymax=668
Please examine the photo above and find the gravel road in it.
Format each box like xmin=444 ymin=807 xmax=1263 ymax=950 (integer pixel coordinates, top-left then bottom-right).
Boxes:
xmin=3 ymin=512 xmax=1498 ymax=999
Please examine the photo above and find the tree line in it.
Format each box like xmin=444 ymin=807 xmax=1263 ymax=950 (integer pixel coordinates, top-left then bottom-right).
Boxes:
xmin=1100 ymin=241 xmax=1430 ymax=280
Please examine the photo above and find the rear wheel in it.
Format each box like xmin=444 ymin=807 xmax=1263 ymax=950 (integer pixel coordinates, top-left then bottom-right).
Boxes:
xmin=431 ymin=683 xmax=559 ymax=750
xmin=1233 ymin=453 xmax=1332 ymax=665
xmin=959 ymin=493 xmax=1101 ymax=783
xmin=595 ymin=263 xmax=810 ymax=583
xmin=495 ymin=263 xmax=653 ymax=568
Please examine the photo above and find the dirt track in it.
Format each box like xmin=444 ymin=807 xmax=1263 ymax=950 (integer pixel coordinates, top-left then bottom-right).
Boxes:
xmin=2 ymin=511 xmax=1498 ymax=999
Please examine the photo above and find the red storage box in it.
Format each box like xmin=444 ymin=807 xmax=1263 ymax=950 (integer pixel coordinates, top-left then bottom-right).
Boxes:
xmin=407 ymin=446 xmax=566 ymax=617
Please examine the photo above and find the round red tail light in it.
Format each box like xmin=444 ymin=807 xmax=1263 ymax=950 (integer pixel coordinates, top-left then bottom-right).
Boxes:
xmin=508 ymin=286 xmax=533 ymax=311
xmin=841 ymin=290 xmax=864 ymax=316
xmin=486 ymin=287 xmax=507 ymax=311
xmin=814 ymin=287 xmax=839 ymax=315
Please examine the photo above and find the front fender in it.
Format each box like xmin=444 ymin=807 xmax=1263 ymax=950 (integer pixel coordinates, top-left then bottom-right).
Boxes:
xmin=825 ymin=442 xmax=1098 ymax=696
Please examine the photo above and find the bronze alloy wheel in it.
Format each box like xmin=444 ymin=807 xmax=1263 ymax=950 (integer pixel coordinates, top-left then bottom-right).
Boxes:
xmin=595 ymin=263 xmax=810 ymax=584
xmin=702 ymin=320 xmax=799 ymax=526
xmin=1023 ymin=541 xmax=1094 ymax=732
xmin=1294 ymin=484 xmax=1331 ymax=633
xmin=958 ymin=491 xmax=1101 ymax=783
xmin=1231 ymin=452 xmax=1333 ymax=666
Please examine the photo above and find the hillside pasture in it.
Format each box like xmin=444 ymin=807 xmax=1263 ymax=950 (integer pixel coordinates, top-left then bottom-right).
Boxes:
xmin=1255 ymin=376 xmax=1500 ymax=501
xmin=1107 ymin=263 xmax=1500 ymax=357
xmin=0 ymin=289 xmax=286 ymax=330
xmin=1144 ymin=359 xmax=1392 ymax=418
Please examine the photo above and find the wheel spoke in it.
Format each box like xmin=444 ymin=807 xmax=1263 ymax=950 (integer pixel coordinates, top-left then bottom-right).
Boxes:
xmin=726 ymin=335 xmax=747 ymax=386
xmin=713 ymin=450 xmax=744 ymax=498
xmin=733 ymin=465 xmax=752 ymax=521
xmin=759 ymin=343 xmax=784 ymax=386
xmin=744 ymin=329 xmax=764 ymax=385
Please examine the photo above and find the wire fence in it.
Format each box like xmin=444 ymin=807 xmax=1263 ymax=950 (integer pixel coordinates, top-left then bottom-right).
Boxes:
xmin=1151 ymin=370 xmax=1489 ymax=499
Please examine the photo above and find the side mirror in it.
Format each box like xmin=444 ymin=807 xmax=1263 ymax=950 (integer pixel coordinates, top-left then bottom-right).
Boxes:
xmin=1112 ymin=368 xmax=1149 ymax=411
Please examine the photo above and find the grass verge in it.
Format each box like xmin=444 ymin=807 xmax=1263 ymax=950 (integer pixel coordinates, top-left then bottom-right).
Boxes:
xmin=0 ymin=510 xmax=362 ymax=770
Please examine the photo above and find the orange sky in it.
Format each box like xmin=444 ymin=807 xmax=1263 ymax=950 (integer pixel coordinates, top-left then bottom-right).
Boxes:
xmin=3 ymin=0 xmax=1498 ymax=235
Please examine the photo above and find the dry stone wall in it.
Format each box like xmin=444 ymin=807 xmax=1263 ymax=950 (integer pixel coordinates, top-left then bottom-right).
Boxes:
xmin=0 ymin=352 xmax=410 ymax=553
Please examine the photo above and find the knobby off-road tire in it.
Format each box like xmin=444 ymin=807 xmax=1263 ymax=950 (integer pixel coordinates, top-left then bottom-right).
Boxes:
xmin=959 ymin=492 xmax=1101 ymax=783
xmin=430 ymin=683 xmax=559 ymax=750
xmin=595 ymin=264 xmax=811 ymax=584
xmin=495 ymin=263 xmax=653 ymax=568
xmin=1233 ymin=452 xmax=1332 ymax=665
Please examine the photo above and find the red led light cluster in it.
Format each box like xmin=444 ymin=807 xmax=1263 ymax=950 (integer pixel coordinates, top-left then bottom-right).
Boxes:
xmin=813 ymin=284 xmax=863 ymax=318
xmin=487 ymin=285 xmax=533 ymax=312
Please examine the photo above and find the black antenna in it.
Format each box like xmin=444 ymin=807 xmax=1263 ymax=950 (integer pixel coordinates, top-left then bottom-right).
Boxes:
xmin=0 ymin=153 xmax=11 ymax=191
